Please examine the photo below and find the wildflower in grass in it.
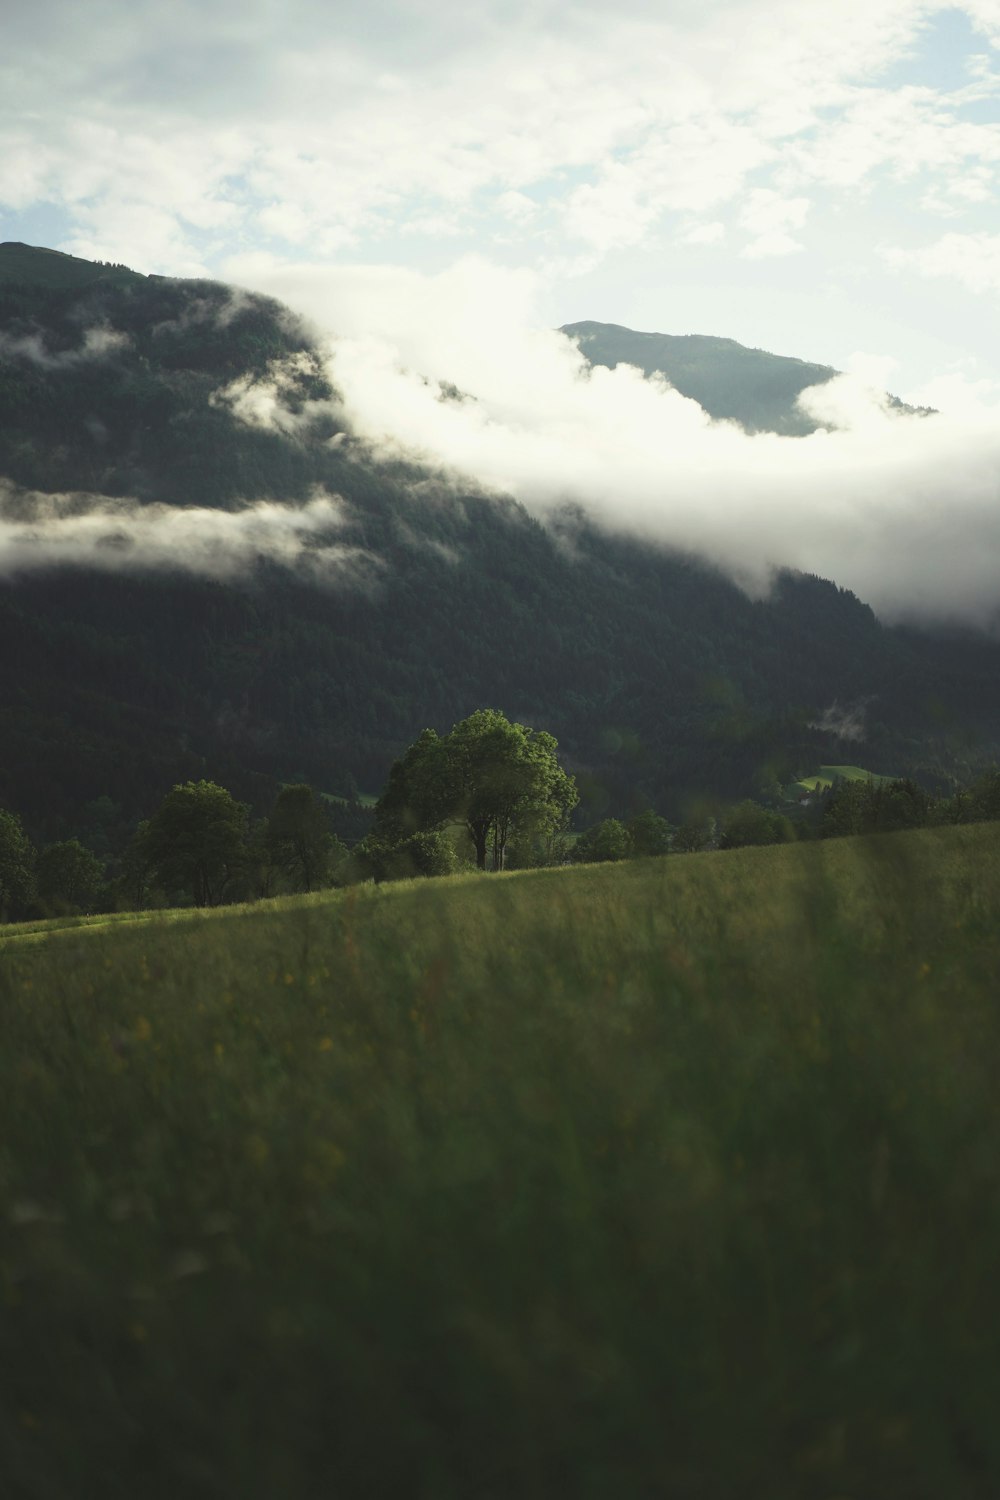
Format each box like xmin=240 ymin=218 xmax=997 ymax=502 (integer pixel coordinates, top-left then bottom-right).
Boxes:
xmin=214 ymin=1041 xmax=224 ymax=1058
xmin=317 ymin=1036 xmax=334 ymax=1052
xmin=133 ymin=1016 xmax=152 ymax=1043
xmin=284 ymin=972 xmax=295 ymax=986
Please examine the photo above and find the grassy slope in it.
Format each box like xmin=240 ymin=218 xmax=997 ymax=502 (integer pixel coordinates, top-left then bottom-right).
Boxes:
xmin=2 ymin=825 xmax=1000 ymax=1497
xmin=786 ymin=763 xmax=893 ymax=796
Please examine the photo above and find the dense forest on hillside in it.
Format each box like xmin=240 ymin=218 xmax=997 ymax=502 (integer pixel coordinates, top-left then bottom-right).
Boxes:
xmin=1 ymin=243 xmax=998 ymax=847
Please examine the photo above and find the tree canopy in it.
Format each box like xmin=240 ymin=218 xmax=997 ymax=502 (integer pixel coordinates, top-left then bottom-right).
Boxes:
xmin=266 ymin=783 xmax=339 ymax=893
xmin=374 ymin=709 xmax=578 ymax=872
xmin=36 ymin=838 xmax=104 ymax=914
xmin=145 ymin=780 xmax=248 ymax=907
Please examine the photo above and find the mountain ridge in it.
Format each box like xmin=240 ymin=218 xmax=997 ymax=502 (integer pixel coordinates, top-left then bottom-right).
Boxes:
xmin=561 ymin=318 xmax=931 ymax=434
xmin=0 ymin=244 xmax=996 ymax=843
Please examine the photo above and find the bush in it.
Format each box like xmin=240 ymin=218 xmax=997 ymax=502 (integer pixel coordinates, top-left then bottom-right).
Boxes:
xmin=625 ymin=809 xmax=673 ymax=858
xmin=353 ymin=830 xmax=459 ymax=883
xmin=720 ymin=801 xmax=796 ymax=849
xmin=573 ymin=818 xmax=629 ymax=863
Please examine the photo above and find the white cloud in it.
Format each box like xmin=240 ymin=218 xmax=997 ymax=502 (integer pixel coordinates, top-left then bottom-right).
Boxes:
xmin=902 ymin=364 xmax=1000 ymax=413
xmin=678 ymin=220 xmax=726 ymax=246
xmin=0 ymin=486 xmax=378 ymax=584
xmin=0 ymin=325 xmax=130 ymax=369
xmin=2 ymin=0 xmax=994 ymax=282
xmin=738 ymin=189 xmax=810 ymax=256
xmin=884 ymin=230 xmax=1000 ymax=292
xmin=228 ymin=256 xmax=1000 ymax=628
xmin=3 ymin=0 xmax=1000 ymax=625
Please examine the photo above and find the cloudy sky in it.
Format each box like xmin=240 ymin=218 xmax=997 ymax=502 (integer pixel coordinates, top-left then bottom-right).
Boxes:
xmin=4 ymin=0 xmax=1000 ymax=395
xmin=4 ymin=0 xmax=1000 ymax=622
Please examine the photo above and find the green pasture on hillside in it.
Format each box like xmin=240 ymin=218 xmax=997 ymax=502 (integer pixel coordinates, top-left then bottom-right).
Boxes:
xmin=318 ymin=789 xmax=378 ymax=809
xmin=2 ymin=825 xmax=1000 ymax=1497
xmin=785 ymin=762 xmax=893 ymax=797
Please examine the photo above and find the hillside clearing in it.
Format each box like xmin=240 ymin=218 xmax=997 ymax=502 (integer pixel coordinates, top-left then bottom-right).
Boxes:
xmin=786 ymin=762 xmax=894 ymax=797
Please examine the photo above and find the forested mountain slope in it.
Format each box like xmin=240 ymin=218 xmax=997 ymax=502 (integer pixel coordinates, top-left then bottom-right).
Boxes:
xmin=0 ymin=242 xmax=996 ymax=843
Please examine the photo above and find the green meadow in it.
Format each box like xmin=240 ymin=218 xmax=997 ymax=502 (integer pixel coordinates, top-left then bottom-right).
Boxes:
xmin=785 ymin=763 xmax=892 ymax=797
xmin=3 ymin=824 xmax=1000 ymax=1498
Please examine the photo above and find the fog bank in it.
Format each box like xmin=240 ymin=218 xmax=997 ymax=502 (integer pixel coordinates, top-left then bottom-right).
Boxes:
xmin=232 ymin=257 xmax=1000 ymax=629
xmin=0 ymin=487 xmax=377 ymax=585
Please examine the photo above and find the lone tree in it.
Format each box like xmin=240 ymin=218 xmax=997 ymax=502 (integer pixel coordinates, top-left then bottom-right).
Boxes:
xmin=145 ymin=780 xmax=248 ymax=907
xmin=375 ymin=709 xmax=577 ymax=872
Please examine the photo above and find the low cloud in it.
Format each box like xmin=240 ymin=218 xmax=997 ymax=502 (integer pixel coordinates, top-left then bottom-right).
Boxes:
xmin=0 ymin=485 xmax=379 ymax=586
xmin=213 ymin=351 xmax=338 ymax=436
xmin=230 ymin=257 xmax=1000 ymax=631
xmin=0 ymin=325 xmax=131 ymax=369
xmin=808 ymin=698 xmax=872 ymax=742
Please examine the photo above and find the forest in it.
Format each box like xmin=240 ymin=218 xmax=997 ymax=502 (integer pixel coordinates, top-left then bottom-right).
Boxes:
xmin=1 ymin=242 xmax=999 ymax=858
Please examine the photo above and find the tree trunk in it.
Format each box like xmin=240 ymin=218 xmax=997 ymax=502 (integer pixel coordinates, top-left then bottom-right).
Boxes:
xmin=470 ymin=821 xmax=489 ymax=870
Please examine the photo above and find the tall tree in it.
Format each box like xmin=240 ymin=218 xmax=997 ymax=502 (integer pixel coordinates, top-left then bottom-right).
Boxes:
xmin=145 ymin=781 xmax=248 ymax=907
xmin=374 ymin=710 xmax=578 ymax=871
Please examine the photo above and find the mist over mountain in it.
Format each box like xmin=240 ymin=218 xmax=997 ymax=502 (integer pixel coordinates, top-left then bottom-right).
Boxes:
xmin=561 ymin=320 xmax=841 ymax=436
xmin=1 ymin=241 xmax=999 ymax=841
xmin=242 ymin=257 xmax=996 ymax=626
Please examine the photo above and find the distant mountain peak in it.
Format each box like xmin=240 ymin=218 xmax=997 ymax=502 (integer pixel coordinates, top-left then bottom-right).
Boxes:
xmin=561 ymin=319 xmax=838 ymax=435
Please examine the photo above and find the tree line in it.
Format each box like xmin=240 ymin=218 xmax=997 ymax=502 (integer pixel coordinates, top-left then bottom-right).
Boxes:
xmin=0 ymin=780 xmax=349 ymax=923
xmin=1 ymin=711 xmax=999 ymax=923
xmin=574 ymin=767 xmax=1000 ymax=865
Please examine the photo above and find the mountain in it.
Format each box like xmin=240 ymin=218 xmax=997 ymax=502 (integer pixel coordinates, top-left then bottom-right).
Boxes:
xmin=560 ymin=319 xmax=928 ymax=435
xmin=0 ymin=243 xmax=997 ymax=847
xmin=0 ymin=241 xmax=145 ymax=292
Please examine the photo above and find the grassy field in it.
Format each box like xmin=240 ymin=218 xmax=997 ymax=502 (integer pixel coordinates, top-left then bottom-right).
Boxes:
xmin=785 ymin=762 xmax=893 ymax=797
xmin=2 ymin=825 xmax=1000 ymax=1498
